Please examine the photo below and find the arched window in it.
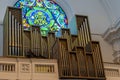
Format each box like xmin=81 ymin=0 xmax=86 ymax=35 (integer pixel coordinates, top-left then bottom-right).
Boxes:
xmin=14 ymin=0 xmax=68 ymax=36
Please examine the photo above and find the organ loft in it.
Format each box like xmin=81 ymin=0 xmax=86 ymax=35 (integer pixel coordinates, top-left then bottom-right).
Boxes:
xmin=3 ymin=7 xmax=106 ymax=80
xmin=3 ymin=0 xmax=105 ymax=80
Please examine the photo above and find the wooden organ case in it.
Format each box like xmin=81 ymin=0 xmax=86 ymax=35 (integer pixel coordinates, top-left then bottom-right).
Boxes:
xmin=3 ymin=7 xmax=105 ymax=80
xmin=3 ymin=7 xmax=23 ymax=57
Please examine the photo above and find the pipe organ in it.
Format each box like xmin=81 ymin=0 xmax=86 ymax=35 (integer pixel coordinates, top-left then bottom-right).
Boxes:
xmin=31 ymin=26 xmax=41 ymax=57
xmin=3 ymin=7 xmax=105 ymax=80
xmin=76 ymin=15 xmax=92 ymax=52
xmin=3 ymin=7 xmax=23 ymax=57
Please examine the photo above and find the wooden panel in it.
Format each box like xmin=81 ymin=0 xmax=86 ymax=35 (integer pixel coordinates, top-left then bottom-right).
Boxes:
xmin=61 ymin=29 xmax=71 ymax=51
xmin=8 ymin=7 xmax=22 ymax=24
xmin=31 ymin=26 xmax=41 ymax=57
xmin=70 ymin=52 xmax=79 ymax=76
xmin=48 ymin=32 xmax=56 ymax=58
xmin=52 ymin=38 xmax=71 ymax=77
xmin=8 ymin=7 xmax=23 ymax=57
xmin=41 ymin=36 xmax=48 ymax=58
xmin=51 ymin=40 xmax=59 ymax=59
xmin=92 ymin=41 xmax=105 ymax=77
xmin=3 ymin=7 xmax=23 ymax=57
xmin=23 ymin=31 xmax=31 ymax=56
xmin=3 ymin=7 xmax=9 ymax=56
xmin=76 ymin=47 xmax=88 ymax=77
xmin=71 ymin=35 xmax=79 ymax=50
xmin=59 ymin=39 xmax=71 ymax=76
xmin=76 ymin=15 xmax=92 ymax=52
xmin=8 ymin=16 xmax=23 ymax=56
xmin=86 ymin=54 xmax=96 ymax=77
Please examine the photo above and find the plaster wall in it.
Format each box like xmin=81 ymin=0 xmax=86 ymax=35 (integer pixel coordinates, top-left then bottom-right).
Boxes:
xmin=64 ymin=0 xmax=111 ymax=34
xmin=100 ymin=0 xmax=120 ymax=25
xmin=92 ymin=34 xmax=114 ymax=62
xmin=0 ymin=24 xmax=3 ymax=56
xmin=0 ymin=0 xmax=111 ymax=34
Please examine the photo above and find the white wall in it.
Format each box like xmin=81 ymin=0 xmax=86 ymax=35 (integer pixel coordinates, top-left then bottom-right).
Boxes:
xmin=64 ymin=0 xmax=111 ymax=34
xmin=100 ymin=0 xmax=120 ymax=27
xmin=110 ymin=0 xmax=120 ymax=23
xmin=0 ymin=0 xmax=111 ymax=34
xmin=0 ymin=0 xmax=16 ymax=24
xmin=92 ymin=34 xmax=114 ymax=62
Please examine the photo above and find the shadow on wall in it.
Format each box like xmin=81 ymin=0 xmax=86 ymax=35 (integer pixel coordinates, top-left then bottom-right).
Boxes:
xmin=0 ymin=24 xmax=3 ymax=56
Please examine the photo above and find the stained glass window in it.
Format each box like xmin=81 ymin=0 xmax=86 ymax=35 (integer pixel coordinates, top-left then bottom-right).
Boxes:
xmin=14 ymin=0 xmax=68 ymax=36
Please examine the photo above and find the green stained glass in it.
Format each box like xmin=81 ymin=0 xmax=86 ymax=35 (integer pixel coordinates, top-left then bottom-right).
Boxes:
xmin=14 ymin=0 xmax=68 ymax=36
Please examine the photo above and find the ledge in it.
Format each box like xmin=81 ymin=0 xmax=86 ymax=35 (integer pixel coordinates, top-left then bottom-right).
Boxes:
xmin=103 ymin=19 xmax=120 ymax=43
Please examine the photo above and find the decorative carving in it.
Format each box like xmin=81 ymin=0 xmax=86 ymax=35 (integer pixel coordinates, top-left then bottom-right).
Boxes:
xmin=103 ymin=18 xmax=120 ymax=43
xmin=21 ymin=64 xmax=30 ymax=73
xmin=103 ymin=22 xmax=120 ymax=63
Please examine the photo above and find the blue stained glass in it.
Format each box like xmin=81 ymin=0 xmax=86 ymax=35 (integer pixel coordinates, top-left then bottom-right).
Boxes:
xmin=14 ymin=0 xmax=68 ymax=36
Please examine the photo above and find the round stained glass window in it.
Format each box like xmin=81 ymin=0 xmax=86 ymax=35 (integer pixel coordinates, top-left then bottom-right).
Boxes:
xmin=14 ymin=0 xmax=68 ymax=36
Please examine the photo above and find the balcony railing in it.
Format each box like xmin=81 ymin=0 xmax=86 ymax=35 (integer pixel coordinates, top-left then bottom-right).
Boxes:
xmin=104 ymin=62 xmax=120 ymax=77
xmin=0 ymin=63 xmax=15 ymax=72
xmin=0 ymin=58 xmax=58 ymax=80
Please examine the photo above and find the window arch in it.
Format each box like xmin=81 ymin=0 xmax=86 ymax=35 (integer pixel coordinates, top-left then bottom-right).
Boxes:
xmin=14 ymin=0 xmax=68 ymax=36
